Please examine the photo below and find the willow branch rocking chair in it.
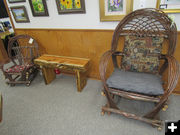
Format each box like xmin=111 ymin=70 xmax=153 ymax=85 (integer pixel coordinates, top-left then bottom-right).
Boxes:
xmin=0 ymin=34 xmax=39 ymax=86
xmin=99 ymin=8 xmax=180 ymax=129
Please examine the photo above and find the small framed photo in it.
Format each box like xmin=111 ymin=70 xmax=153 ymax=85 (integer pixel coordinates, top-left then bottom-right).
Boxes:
xmin=28 ymin=0 xmax=49 ymax=16
xmin=157 ymin=0 xmax=180 ymax=13
xmin=56 ymin=0 xmax=86 ymax=14
xmin=8 ymin=0 xmax=26 ymax=3
xmin=10 ymin=6 xmax=30 ymax=23
xmin=3 ymin=21 xmax=12 ymax=31
xmin=0 ymin=24 xmax=4 ymax=33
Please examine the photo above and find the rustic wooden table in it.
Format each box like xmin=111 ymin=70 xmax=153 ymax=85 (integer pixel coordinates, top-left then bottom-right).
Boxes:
xmin=34 ymin=54 xmax=90 ymax=92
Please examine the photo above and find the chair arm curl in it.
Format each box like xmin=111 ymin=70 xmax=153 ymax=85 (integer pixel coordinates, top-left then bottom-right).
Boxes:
xmin=99 ymin=50 xmax=123 ymax=109
xmin=164 ymin=55 xmax=180 ymax=96
xmin=99 ymin=50 xmax=114 ymax=84
xmin=99 ymin=50 xmax=124 ymax=88
xmin=99 ymin=50 xmax=124 ymax=83
xmin=157 ymin=55 xmax=180 ymax=108
xmin=145 ymin=55 xmax=180 ymax=118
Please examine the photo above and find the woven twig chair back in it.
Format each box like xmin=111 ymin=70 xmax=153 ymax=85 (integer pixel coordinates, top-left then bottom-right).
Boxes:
xmin=111 ymin=8 xmax=177 ymax=55
xmin=8 ymin=35 xmax=39 ymax=65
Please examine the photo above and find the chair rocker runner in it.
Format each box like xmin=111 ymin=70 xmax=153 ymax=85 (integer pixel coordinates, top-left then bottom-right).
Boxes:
xmin=0 ymin=34 xmax=39 ymax=86
xmin=99 ymin=8 xmax=180 ymax=128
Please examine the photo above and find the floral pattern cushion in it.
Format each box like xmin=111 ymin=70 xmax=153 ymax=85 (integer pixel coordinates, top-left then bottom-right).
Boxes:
xmin=5 ymin=64 xmax=33 ymax=73
xmin=121 ymin=36 xmax=164 ymax=74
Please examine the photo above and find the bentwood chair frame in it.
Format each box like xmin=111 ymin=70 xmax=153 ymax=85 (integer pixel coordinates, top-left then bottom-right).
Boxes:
xmin=0 ymin=34 xmax=39 ymax=86
xmin=99 ymin=8 xmax=180 ymax=129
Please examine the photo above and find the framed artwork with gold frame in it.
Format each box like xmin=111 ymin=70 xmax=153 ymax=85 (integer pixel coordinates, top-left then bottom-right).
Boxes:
xmin=99 ymin=0 xmax=133 ymax=22
xmin=156 ymin=0 xmax=180 ymax=13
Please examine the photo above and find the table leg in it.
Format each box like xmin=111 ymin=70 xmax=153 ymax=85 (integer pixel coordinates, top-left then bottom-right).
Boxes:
xmin=41 ymin=67 xmax=56 ymax=84
xmin=76 ymin=70 xmax=87 ymax=92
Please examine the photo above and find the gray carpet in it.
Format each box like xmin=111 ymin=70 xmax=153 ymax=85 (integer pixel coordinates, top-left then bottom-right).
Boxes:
xmin=0 ymin=72 xmax=179 ymax=135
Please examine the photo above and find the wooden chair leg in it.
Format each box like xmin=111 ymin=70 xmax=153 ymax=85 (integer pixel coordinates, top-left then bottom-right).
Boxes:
xmin=106 ymin=103 xmax=111 ymax=116
xmin=102 ymin=106 xmax=162 ymax=128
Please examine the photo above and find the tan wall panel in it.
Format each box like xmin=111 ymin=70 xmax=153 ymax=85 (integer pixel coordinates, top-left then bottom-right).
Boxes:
xmin=173 ymin=33 xmax=180 ymax=91
xmin=0 ymin=39 xmax=10 ymax=65
xmin=15 ymin=29 xmax=180 ymax=91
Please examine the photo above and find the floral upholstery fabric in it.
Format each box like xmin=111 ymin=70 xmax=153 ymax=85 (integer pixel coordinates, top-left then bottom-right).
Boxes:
xmin=5 ymin=64 xmax=32 ymax=73
xmin=121 ymin=36 xmax=164 ymax=74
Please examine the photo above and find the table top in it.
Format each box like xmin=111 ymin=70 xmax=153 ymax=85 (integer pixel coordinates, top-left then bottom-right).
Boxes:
xmin=34 ymin=54 xmax=90 ymax=69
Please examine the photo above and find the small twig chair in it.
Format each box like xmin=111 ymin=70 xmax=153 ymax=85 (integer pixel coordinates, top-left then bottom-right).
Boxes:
xmin=0 ymin=34 xmax=39 ymax=86
xmin=99 ymin=8 xmax=180 ymax=129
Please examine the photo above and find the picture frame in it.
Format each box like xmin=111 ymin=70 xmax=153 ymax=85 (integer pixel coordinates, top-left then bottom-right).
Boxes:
xmin=0 ymin=24 xmax=4 ymax=33
xmin=55 ymin=0 xmax=86 ymax=14
xmin=8 ymin=0 xmax=26 ymax=3
xmin=2 ymin=21 xmax=12 ymax=31
xmin=156 ymin=0 xmax=180 ymax=13
xmin=28 ymin=0 xmax=49 ymax=16
xmin=10 ymin=6 xmax=30 ymax=23
xmin=99 ymin=0 xmax=133 ymax=22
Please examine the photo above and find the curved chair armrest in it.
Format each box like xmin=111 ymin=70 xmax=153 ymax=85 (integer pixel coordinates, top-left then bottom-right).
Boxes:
xmin=155 ymin=55 xmax=180 ymax=106
xmin=99 ymin=50 xmax=121 ymax=109
xmin=99 ymin=50 xmax=124 ymax=83
xmin=164 ymin=55 xmax=180 ymax=96
xmin=99 ymin=50 xmax=113 ymax=84
xmin=145 ymin=55 xmax=180 ymax=118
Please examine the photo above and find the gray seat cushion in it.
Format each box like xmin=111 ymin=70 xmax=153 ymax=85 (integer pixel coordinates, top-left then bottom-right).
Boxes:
xmin=106 ymin=69 xmax=164 ymax=96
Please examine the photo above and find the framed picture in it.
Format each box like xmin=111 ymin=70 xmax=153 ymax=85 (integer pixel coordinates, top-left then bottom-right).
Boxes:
xmin=55 ymin=0 xmax=86 ymax=14
xmin=99 ymin=0 xmax=133 ymax=21
xmin=10 ymin=6 xmax=30 ymax=23
xmin=8 ymin=0 xmax=26 ymax=3
xmin=0 ymin=24 xmax=4 ymax=33
xmin=29 ymin=0 xmax=49 ymax=16
xmin=156 ymin=0 xmax=180 ymax=13
xmin=2 ymin=21 xmax=12 ymax=31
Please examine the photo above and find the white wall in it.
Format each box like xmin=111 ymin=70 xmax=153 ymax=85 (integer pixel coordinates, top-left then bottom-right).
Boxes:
xmin=6 ymin=0 xmax=180 ymax=30
xmin=7 ymin=0 xmax=119 ymax=29
xmin=0 ymin=17 xmax=10 ymax=23
xmin=133 ymin=0 xmax=180 ymax=30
